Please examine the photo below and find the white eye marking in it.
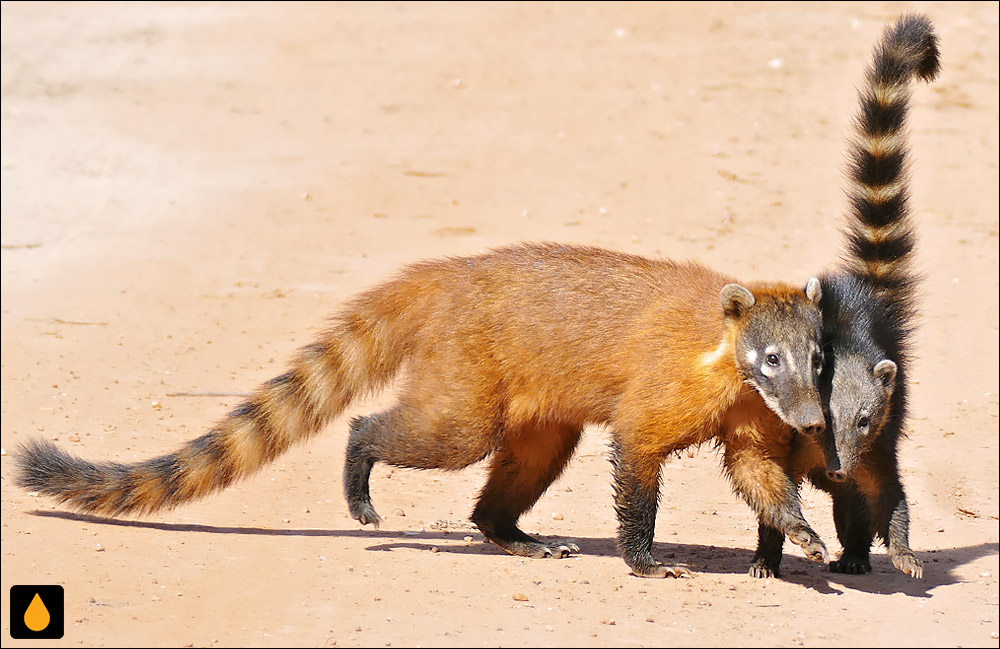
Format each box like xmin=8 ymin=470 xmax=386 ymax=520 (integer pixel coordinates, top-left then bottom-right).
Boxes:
xmin=746 ymin=350 xmax=757 ymax=364
xmin=761 ymin=345 xmax=781 ymax=376
xmin=785 ymin=350 xmax=796 ymax=373
xmin=760 ymin=351 xmax=779 ymax=377
xmin=764 ymin=344 xmax=796 ymax=373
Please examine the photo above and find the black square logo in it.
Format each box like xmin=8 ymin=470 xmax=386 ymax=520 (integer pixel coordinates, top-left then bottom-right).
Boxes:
xmin=9 ymin=585 xmax=64 ymax=639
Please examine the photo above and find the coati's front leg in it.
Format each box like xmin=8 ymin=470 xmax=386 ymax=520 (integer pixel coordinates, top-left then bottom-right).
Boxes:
xmin=610 ymin=438 xmax=691 ymax=578
xmin=723 ymin=442 xmax=829 ymax=570
xmin=828 ymin=486 xmax=875 ymax=575
xmin=759 ymin=472 xmax=921 ymax=578
xmin=883 ymin=494 xmax=921 ymax=578
xmin=748 ymin=434 xmax=821 ymax=577
xmin=885 ymin=498 xmax=921 ymax=577
xmin=752 ymin=483 xmax=872 ymax=578
xmin=471 ymin=422 xmax=583 ymax=559
xmin=830 ymin=473 xmax=922 ymax=578
xmin=750 ymin=522 xmax=786 ymax=578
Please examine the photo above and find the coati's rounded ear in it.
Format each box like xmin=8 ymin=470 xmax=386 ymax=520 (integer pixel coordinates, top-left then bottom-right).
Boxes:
xmin=805 ymin=277 xmax=822 ymax=304
xmin=720 ymin=284 xmax=755 ymax=318
xmin=873 ymin=359 xmax=897 ymax=388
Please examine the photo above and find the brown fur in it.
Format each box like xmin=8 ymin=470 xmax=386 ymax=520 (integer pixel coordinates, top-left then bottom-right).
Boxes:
xmin=16 ymin=242 xmax=827 ymax=576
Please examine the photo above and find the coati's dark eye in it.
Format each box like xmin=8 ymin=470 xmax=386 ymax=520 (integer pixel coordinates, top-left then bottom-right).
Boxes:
xmin=766 ymin=353 xmax=780 ymax=367
xmin=858 ymin=415 xmax=870 ymax=429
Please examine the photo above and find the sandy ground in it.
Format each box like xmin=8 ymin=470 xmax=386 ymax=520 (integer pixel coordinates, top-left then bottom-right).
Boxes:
xmin=2 ymin=2 xmax=998 ymax=647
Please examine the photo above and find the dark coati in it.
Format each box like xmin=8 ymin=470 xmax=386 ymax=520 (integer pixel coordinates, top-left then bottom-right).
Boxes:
xmin=17 ymin=243 xmax=830 ymax=578
xmin=749 ymin=14 xmax=938 ymax=579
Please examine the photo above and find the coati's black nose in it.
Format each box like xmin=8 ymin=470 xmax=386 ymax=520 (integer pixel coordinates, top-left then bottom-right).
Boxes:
xmin=826 ymin=469 xmax=847 ymax=483
xmin=797 ymin=403 xmax=825 ymax=436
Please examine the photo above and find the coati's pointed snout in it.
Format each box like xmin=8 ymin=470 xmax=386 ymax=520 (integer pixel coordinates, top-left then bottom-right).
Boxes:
xmin=794 ymin=403 xmax=825 ymax=437
xmin=826 ymin=468 xmax=848 ymax=483
xmin=802 ymin=423 xmax=825 ymax=437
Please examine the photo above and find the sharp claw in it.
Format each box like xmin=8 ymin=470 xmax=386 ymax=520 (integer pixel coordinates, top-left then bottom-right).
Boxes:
xmin=557 ymin=543 xmax=580 ymax=557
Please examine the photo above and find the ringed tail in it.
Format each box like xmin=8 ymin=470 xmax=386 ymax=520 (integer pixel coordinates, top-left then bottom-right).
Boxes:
xmin=14 ymin=278 xmax=425 ymax=517
xmin=841 ymin=13 xmax=939 ymax=304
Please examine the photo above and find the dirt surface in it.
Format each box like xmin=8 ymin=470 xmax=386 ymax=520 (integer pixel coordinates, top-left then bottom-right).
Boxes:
xmin=2 ymin=2 xmax=998 ymax=647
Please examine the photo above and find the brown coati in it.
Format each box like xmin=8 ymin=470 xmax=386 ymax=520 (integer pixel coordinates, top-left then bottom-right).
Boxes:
xmin=749 ymin=14 xmax=937 ymax=579
xmin=16 ymin=242 xmax=830 ymax=578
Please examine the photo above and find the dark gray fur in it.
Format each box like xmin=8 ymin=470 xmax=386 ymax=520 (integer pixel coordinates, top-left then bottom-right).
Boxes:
xmin=750 ymin=14 xmax=937 ymax=579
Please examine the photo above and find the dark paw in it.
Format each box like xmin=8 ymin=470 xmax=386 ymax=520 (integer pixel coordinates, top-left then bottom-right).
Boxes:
xmin=829 ymin=555 xmax=872 ymax=575
xmin=748 ymin=558 xmax=780 ymax=579
xmin=349 ymin=502 xmax=382 ymax=529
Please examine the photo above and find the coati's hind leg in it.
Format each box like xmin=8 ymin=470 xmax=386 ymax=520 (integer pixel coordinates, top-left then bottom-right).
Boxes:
xmin=344 ymin=415 xmax=384 ymax=527
xmin=344 ymin=405 xmax=499 ymax=528
xmin=471 ymin=422 xmax=583 ymax=559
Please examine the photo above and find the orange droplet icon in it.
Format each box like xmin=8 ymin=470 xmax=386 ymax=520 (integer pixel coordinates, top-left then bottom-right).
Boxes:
xmin=24 ymin=592 xmax=51 ymax=632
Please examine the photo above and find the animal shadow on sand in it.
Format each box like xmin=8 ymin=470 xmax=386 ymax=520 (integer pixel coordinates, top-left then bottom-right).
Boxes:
xmin=30 ymin=510 xmax=992 ymax=597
